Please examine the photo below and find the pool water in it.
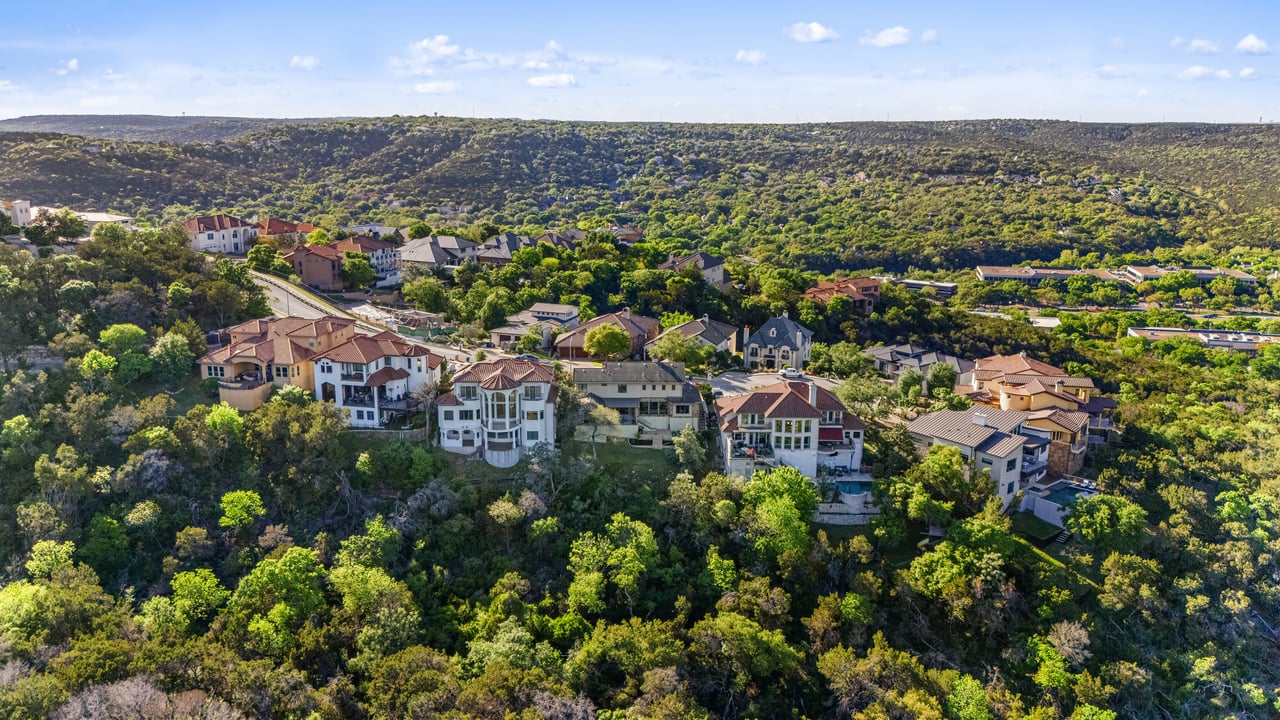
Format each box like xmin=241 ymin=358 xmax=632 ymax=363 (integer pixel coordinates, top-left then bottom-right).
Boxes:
xmin=837 ymin=480 xmax=873 ymax=496
xmin=1043 ymin=484 xmax=1085 ymax=506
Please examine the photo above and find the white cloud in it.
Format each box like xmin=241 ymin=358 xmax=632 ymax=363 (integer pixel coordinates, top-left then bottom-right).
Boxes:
xmin=920 ymin=29 xmax=938 ymax=44
xmin=1171 ymin=37 xmax=1219 ymax=54
xmin=1136 ymin=88 xmax=1151 ymax=97
xmin=527 ymin=73 xmax=576 ymax=88
xmin=1235 ymin=33 xmax=1271 ymax=54
xmin=1110 ymin=36 xmax=1127 ymax=50
xmin=1240 ymin=67 xmax=1256 ymax=79
xmin=52 ymin=58 xmax=79 ymax=76
xmin=860 ymin=26 xmax=912 ymax=48
xmin=1176 ymin=65 xmax=1231 ymax=80
xmin=289 ymin=55 xmax=319 ymax=71
xmin=735 ymin=49 xmax=765 ymax=65
xmin=0 ymin=80 xmax=15 ymax=91
xmin=788 ymin=22 xmax=839 ymax=43
xmin=1096 ymin=65 xmax=1130 ymax=79
xmin=413 ymin=80 xmax=459 ymax=94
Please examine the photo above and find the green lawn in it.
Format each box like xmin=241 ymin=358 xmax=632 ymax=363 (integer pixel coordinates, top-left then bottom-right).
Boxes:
xmin=571 ymin=439 xmax=678 ymax=477
xmin=1011 ymin=510 xmax=1063 ymax=542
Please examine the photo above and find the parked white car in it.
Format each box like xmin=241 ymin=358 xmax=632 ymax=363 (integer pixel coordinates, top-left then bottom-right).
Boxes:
xmin=779 ymin=367 xmax=803 ymax=379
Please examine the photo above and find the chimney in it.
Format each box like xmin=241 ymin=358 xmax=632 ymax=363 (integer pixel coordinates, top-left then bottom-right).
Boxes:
xmin=973 ymin=412 xmax=988 ymax=427
xmin=622 ymin=307 xmax=631 ymax=319
xmin=808 ymin=380 xmax=817 ymax=407
xmin=1019 ymin=350 xmax=1027 ymax=358
xmin=1055 ymin=380 xmax=1064 ymax=391
xmin=781 ymin=309 xmax=789 ymax=319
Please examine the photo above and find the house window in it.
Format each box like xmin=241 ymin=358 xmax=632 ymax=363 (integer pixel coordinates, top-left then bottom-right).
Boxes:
xmin=274 ymin=366 xmax=289 ymax=378
xmin=527 ymin=431 xmax=539 ymax=442
xmin=803 ymin=436 xmax=811 ymax=449
xmin=850 ymin=431 xmax=861 ymax=439
xmin=525 ymin=411 xmax=540 ymax=421
xmin=207 ymin=233 xmax=214 ymax=240
xmin=319 ymin=362 xmax=333 ymax=374
xmin=1006 ymin=481 xmax=1016 ymax=495
xmin=675 ymin=404 xmax=690 ymax=415
xmin=617 ymin=384 xmax=627 ymax=393
xmin=981 ymin=458 xmax=993 ymax=466
xmin=443 ymin=411 xmax=454 ymax=421
xmin=524 ymin=385 xmax=542 ymax=400
xmin=460 ymin=386 xmax=477 ymax=401
xmin=206 ymin=366 xmax=225 ymax=378
xmin=460 ymin=410 xmax=475 ymax=421
xmin=639 ymin=400 xmax=669 ymax=416
xmin=1006 ymin=458 xmax=1017 ymax=472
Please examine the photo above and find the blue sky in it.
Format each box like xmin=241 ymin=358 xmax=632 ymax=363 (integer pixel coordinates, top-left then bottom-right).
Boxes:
xmin=1 ymin=1 xmax=1277 ymax=122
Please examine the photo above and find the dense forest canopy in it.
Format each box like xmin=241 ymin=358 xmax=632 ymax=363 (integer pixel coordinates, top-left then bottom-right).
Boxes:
xmin=2 ymin=117 xmax=1279 ymax=274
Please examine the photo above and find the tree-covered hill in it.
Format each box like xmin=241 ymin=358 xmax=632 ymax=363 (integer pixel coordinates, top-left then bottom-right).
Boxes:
xmin=0 ymin=115 xmax=334 ymax=142
xmin=2 ymin=117 xmax=1278 ymax=272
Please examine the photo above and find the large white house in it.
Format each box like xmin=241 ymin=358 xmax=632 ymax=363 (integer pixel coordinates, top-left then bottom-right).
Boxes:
xmin=184 ymin=214 xmax=258 ymax=254
xmin=437 ymin=359 xmax=557 ymax=468
xmin=715 ymin=379 xmax=864 ymax=479
xmin=312 ymin=331 xmax=443 ymax=428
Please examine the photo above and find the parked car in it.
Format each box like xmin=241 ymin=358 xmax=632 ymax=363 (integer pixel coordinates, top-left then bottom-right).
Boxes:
xmin=779 ymin=367 xmax=803 ymax=379
xmin=515 ymin=354 xmax=541 ymax=361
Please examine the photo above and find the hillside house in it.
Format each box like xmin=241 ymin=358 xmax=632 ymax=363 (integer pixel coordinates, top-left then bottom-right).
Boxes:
xmin=715 ymin=380 xmax=865 ymax=479
xmin=184 ymin=214 xmax=257 ymax=254
xmin=803 ymin=277 xmax=882 ymax=314
xmin=744 ymin=313 xmax=813 ymax=370
xmin=399 ymin=235 xmax=479 ymax=273
xmin=437 ymin=359 xmax=557 ymax=467
xmin=658 ymin=252 xmax=731 ymax=290
xmin=490 ymin=303 xmax=580 ymax=350
xmin=313 ymin=331 xmax=443 ymax=428
xmin=284 ymin=244 xmax=344 ymax=291
xmin=198 ymin=316 xmax=357 ymax=411
xmin=646 ymin=316 xmax=740 ymax=357
xmin=573 ymin=362 xmax=703 ymax=443
xmin=553 ymin=309 xmax=659 ymax=360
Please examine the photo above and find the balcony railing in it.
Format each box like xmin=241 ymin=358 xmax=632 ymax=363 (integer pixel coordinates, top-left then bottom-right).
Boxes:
xmin=483 ymin=418 xmax=520 ymax=431
xmin=340 ymin=372 xmax=365 ymax=382
xmin=487 ymin=441 xmax=515 ymax=451
xmin=220 ymin=376 xmax=268 ymax=390
xmin=730 ymin=444 xmax=774 ymax=459
xmin=1022 ymin=458 xmax=1048 ymax=474
xmin=343 ymin=395 xmax=375 ymax=408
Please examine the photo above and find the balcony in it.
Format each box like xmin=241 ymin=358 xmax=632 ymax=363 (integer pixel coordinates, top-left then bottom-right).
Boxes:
xmin=1022 ymin=457 xmax=1048 ymax=474
xmin=483 ymin=418 xmax=520 ymax=431
xmin=486 ymin=441 xmax=515 ymax=452
xmin=343 ymin=395 xmax=375 ymax=408
xmin=1088 ymin=417 xmax=1114 ymax=430
xmin=340 ymin=372 xmax=365 ymax=382
xmin=730 ymin=443 xmax=774 ymax=459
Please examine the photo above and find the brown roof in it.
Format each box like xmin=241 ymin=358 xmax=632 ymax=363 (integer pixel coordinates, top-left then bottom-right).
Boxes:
xmin=803 ymin=277 xmax=882 ymax=304
xmin=203 ymin=316 xmax=354 ymax=367
xmin=317 ymin=335 xmax=439 ymax=366
xmin=257 ymin=218 xmax=301 ymax=235
xmin=285 ymin=244 xmax=343 ymax=261
xmin=365 ymin=367 xmax=411 ymax=386
xmin=554 ymin=310 xmax=659 ymax=349
xmin=184 ymin=214 xmax=253 ymax=233
xmin=453 ymin=358 xmax=555 ymax=386
xmin=715 ymin=380 xmax=859 ymax=430
xmin=974 ymin=352 xmax=1066 ymax=377
xmin=335 ymin=235 xmax=394 ymax=254
xmin=1027 ymin=408 xmax=1089 ymax=433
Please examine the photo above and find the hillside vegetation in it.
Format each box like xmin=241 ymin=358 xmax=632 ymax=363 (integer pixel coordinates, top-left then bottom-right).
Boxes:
xmin=2 ymin=117 xmax=1278 ymax=273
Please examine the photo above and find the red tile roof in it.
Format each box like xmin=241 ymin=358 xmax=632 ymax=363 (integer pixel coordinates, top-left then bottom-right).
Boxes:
xmin=453 ymin=358 xmax=556 ymax=386
xmin=974 ymin=352 xmax=1066 ymax=377
xmin=336 ymin=235 xmax=394 ymax=253
xmin=184 ymin=214 xmax=253 ymax=233
xmin=365 ymin=367 xmax=411 ymax=386
xmin=256 ymin=218 xmax=301 ymax=235
xmin=285 ymin=244 xmax=343 ymax=261
xmin=316 ymin=334 xmax=440 ymax=366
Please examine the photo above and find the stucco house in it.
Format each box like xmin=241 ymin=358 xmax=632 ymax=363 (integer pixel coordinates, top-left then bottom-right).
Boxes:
xmin=437 ymin=359 xmax=557 ymax=467
xmin=184 ymin=214 xmax=258 ymax=254
xmin=313 ymin=331 xmax=443 ymax=428
xmin=553 ymin=309 xmax=659 ymax=360
xmin=715 ymin=380 xmax=864 ymax=479
xmin=573 ymin=362 xmax=703 ymax=443
xmin=198 ymin=316 xmax=357 ymax=411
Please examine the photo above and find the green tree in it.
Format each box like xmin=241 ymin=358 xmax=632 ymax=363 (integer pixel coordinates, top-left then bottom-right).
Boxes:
xmin=171 ymin=568 xmax=230 ymax=628
xmin=341 ymin=252 xmax=376 ymax=288
xmin=672 ymin=425 xmax=705 ymax=470
xmin=26 ymin=540 xmax=76 ymax=578
xmin=584 ymin=324 xmax=632 ymax=360
xmin=219 ymin=489 xmax=265 ymax=531
xmin=306 ymin=228 xmax=330 ymax=245
xmin=403 ymin=276 xmax=448 ymax=313
xmin=79 ymin=350 xmax=116 ymax=391
xmin=149 ymin=332 xmax=194 ymax=387
xmin=1066 ymin=494 xmax=1148 ymax=554
xmin=649 ymin=331 xmax=713 ymax=370
xmin=568 ymin=513 xmax=659 ymax=614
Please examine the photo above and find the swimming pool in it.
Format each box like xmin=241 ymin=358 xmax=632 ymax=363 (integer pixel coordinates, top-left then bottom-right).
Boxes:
xmin=837 ymin=480 xmax=873 ymax=496
xmin=1043 ymin=483 xmax=1087 ymax=506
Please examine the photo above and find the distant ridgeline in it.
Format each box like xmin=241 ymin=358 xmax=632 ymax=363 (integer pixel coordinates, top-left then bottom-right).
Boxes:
xmin=2 ymin=116 xmax=1278 ymax=273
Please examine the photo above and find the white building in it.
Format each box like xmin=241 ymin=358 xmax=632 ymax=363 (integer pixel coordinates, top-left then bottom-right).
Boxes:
xmin=1 ymin=200 xmax=33 ymax=227
xmin=572 ymin=362 xmax=703 ymax=442
xmin=906 ymin=407 xmax=1031 ymax=509
xmin=744 ymin=313 xmax=813 ymax=371
xmin=715 ymin=379 xmax=865 ymax=479
xmin=438 ymin=359 xmax=557 ymax=468
xmin=184 ymin=215 xmax=258 ymax=254
xmin=313 ymin=331 xmax=443 ymax=428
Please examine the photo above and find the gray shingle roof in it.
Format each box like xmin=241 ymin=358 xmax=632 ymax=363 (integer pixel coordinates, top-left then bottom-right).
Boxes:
xmin=574 ymin=361 xmax=687 ymax=384
xmin=746 ymin=315 xmax=812 ymax=350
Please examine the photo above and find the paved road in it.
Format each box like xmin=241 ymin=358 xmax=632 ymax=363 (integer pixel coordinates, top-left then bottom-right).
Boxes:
xmin=707 ymin=371 xmax=842 ymax=397
xmin=247 ymin=271 xmax=481 ymax=365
